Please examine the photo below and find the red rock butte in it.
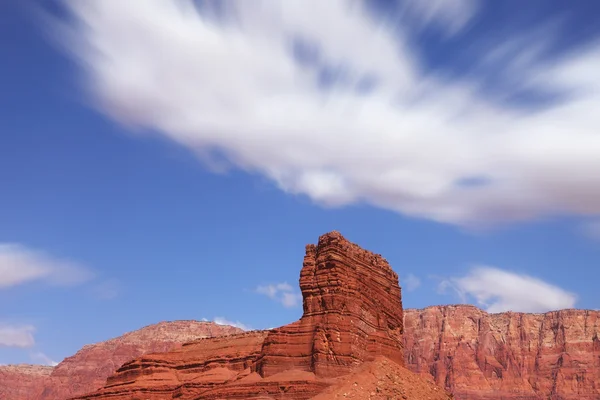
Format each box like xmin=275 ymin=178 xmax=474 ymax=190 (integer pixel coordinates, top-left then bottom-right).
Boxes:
xmin=5 ymin=232 xmax=598 ymax=399
xmin=73 ymin=231 xmax=438 ymax=400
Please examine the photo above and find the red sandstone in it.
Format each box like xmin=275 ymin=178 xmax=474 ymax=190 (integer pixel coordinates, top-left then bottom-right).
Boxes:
xmin=71 ymin=231 xmax=430 ymax=400
xmin=3 ymin=233 xmax=598 ymax=399
xmin=404 ymin=305 xmax=600 ymax=400
xmin=0 ymin=321 xmax=241 ymax=400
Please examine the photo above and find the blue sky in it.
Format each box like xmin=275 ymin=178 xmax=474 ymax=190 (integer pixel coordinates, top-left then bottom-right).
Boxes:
xmin=1 ymin=0 xmax=599 ymax=366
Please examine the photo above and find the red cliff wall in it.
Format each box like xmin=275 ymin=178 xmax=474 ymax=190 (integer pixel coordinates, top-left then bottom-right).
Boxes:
xmin=9 ymin=235 xmax=598 ymax=399
xmin=0 ymin=364 xmax=52 ymax=400
xmin=404 ymin=305 xmax=600 ymax=400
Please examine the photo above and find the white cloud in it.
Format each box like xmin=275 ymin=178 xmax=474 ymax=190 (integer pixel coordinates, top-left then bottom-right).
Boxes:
xmin=401 ymin=273 xmax=421 ymax=291
xmin=0 ymin=244 xmax=94 ymax=289
xmin=213 ymin=317 xmax=251 ymax=331
xmin=439 ymin=266 xmax=577 ymax=313
xmin=256 ymin=282 xmax=302 ymax=308
xmin=399 ymin=0 xmax=477 ymax=36
xmin=0 ymin=324 xmax=36 ymax=348
xmin=52 ymin=0 xmax=600 ymax=226
xmin=30 ymin=352 xmax=59 ymax=367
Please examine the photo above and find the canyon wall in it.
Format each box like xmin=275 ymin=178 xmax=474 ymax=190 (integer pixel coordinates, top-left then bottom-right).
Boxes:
xmin=404 ymin=305 xmax=600 ymax=400
xmin=3 ymin=233 xmax=598 ymax=399
xmin=0 ymin=364 xmax=52 ymax=400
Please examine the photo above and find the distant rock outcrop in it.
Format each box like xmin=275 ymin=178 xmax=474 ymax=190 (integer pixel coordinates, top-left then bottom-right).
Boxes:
xmin=0 ymin=364 xmax=53 ymax=400
xmin=0 ymin=321 xmax=241 ymax=400
xmin=8 ymin=234 xmax=598 ymax=399
xmin=404 ymin=305 xmax=600 ymax=400
xmin=73 ymin=231 xmax=442 ymax=400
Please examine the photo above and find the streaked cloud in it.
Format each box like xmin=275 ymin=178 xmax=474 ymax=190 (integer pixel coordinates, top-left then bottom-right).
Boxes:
xmin=0 ymin=324 xmax=36 ymax=348
xmin=401 ymin=273 xmax=421 ymax=292
xmin=52 ymin=0 xmax=600 ymax=226
xmin=213 ymin=317 xmax=251 ymax=331
xmin=256 ymin=282 xmax=302 ymax=308
xmin=30 ymin=351 xmax=59 ymax=367
xmin=439 ymin=266 xmax=577 ymax=313
xmin=0 ymin=244 xmax=94 ymax=289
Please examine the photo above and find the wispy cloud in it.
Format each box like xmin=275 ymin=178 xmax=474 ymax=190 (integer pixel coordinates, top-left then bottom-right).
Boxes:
xmin=52 ymin=0 xmax=600 ymax=226
xmin=30 ymin=351 xmax=59 ymax=367
xmin=439 ymin=266 xmax=577 ymax=313
xmin=0 ymin=243 xmax=94 ymax=289
xmin=401 ymin=273 xmax=421 ymax=292
xmin=0 ymin=324 xmax=36 ymax=348
xmin=256 ymin=282 xmax=302 ymax=308
xmin=212 ymin=317 xmax=251 ymax=331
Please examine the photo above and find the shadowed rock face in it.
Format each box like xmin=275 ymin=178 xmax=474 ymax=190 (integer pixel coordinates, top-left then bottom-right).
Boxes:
xmin=404 ymin=305 xmax=600 ymax=400
xmin=71 ymin=231 xmax=411 ymax=400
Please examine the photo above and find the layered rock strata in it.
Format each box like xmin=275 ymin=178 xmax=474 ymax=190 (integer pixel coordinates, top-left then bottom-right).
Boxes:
xmin=16 ymin=234 xmax=599 ymax=399
xmin=0 ymin=321 xmax=241 ymax=400
xmin=404 ymin=305 xmax=600 ymax=400
xmin=0 ymin=364 xmax=53 ymax=399
xmin=73 ymin=231 xmax=411 ymax=400
xmin=255 ymin=231 xmax=404 ymax=378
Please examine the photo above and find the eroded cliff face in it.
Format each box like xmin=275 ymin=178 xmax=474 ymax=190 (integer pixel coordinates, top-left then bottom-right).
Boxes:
xmin=17 ymin=234 xmax=600 ymax=399
xmin=73 ymin=231 xmax=418 ymax=400
xmin=404 ymin=305 xmax=600 ymax=400
xmin=0 ymin=364 xmax=53 ymax=400
xmin=255 ymin=231 xmax=404 ymax=379
xmin=0 ymin=321 xmax=241 ymax=400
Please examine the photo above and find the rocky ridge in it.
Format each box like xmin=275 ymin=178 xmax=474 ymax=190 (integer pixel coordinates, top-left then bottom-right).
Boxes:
xmin=0 ymin=321 xmax=241 ymax=400
xmin=3 ymin=233 xmax=598 ymax=399
xmin=5 ymin=305 xmax=599 ymax=399
xmin=0 ymin=364 xmax=53 ymax=400
xmin=72 ymin=231 xmax=443 ymax=400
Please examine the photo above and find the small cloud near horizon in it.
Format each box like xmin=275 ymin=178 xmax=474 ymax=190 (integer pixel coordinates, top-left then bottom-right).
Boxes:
xmin=401 ymin=273 xmax=421 ymax=291
xmin=0 ymin=324 xmax=36 ymax=348
xmin=256 ymin=282 xmax=302 ymax=308
xmin=30 ymin=351 xmax=59 ymax=366
xmin=0 ymin=243 xmax=94 ymax=289
xmin=438 ymin=266 xmax=577 ymax=313
xmin=211 ymin=317 xmax=251 ymax=331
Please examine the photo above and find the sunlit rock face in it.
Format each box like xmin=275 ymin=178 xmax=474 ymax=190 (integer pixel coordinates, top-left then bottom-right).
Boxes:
xmin=72 ymin=231 xmax=409 ymax=400
xmin=404 ymin=305 xmax=600 ymax=400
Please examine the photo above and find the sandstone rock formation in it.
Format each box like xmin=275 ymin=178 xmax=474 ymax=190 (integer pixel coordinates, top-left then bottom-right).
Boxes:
xmin=7 ymin=233 xmax=598 ymax=399
xmin=255 ymin=232 xmax=405 ymax=379
xmin=0 ymin=321 xmax=241 ymax=400
xmin=0 ymin=364 xmax=53 ymax=400
xmin=73 ymin=231 xmax=429 ymax=400
xmin=404 ymin=305 xmax=600 ymax=400
xmin=6 ymin=305 xmax=599 ymax=399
